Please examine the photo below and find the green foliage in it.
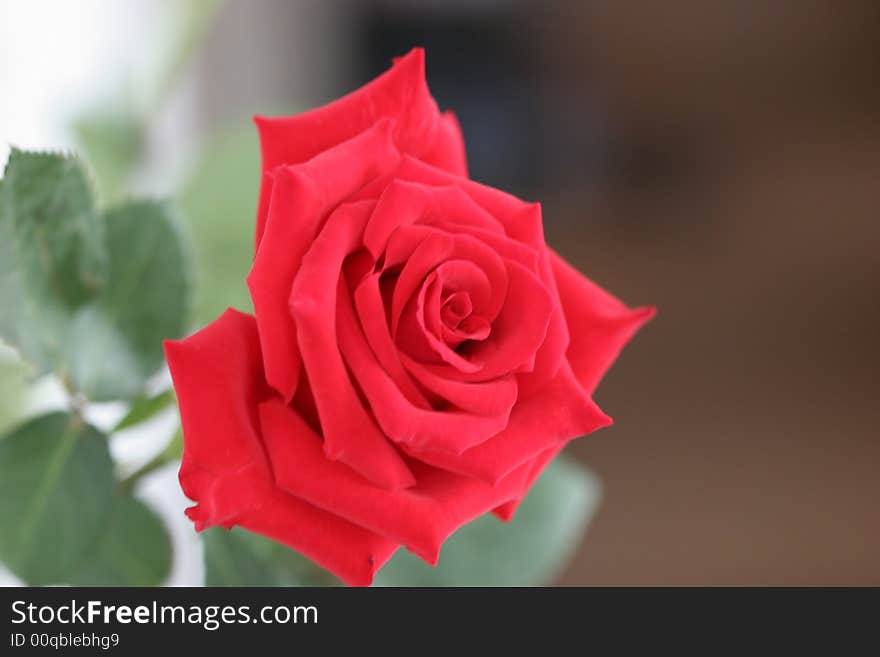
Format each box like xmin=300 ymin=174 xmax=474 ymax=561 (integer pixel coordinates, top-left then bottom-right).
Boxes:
xmin=68 ymin=200 xmax=190 ymax=400
xmin=0 ymin=1 xmax=226 ymax=585
xmin=0 ymin=412 xmax=173 ymax=586
xmin=70 ymin=495 xmax=172 ymax=586
xmin=0 ymin=150 xmax=107 ymax=376
xmin=0 ymin=412 xmax=114 ymax=585
xmin=375 ymin=457 xmax=601 ymax=586
xmin=0 ymin=347 xmax=28 ymax=435
xmin=0 ymin=151 xmax=189 ymax=401
xmin=203 ymin=527 xmax=340 ymax=587
xmin=0 ymin=150 xmax=107 ymax=309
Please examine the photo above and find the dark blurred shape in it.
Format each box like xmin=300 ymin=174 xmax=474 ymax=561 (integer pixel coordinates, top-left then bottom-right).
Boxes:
xmin=355 ymin=2 xmax=541 ymax=193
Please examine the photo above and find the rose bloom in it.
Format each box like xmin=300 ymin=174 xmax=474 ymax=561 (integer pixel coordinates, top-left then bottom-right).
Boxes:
xmin=165 ymin=49 xmax=653 ymax=585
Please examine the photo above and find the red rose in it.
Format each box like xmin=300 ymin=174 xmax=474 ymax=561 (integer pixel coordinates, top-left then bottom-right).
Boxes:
xmin=165 ymin=48 xmax=653 ymax=585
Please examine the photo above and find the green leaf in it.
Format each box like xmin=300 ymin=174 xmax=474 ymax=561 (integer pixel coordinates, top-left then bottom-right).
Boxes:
xmin=203 ymin=526 xmax=339 ymax=587
xmin=0 ymin=412 xmax=114 ymax=585
xmin=67 ymin=200 xmax=190 ymax=401
xmin=179 ymin=124 xmax=260 ymax=324
xmin=114 ymin=389 xmax=175 ymax=432
xmin=1 ymin=152 xmax=190 ymax=401
xmin=203 ymin=528 xmax=281 ymax=587
xmin=374 ymin=456 xmax=601 ymax=586
xmin=69 ymin=495 xmax=172 ymax=586
xmin=0 ymin=346 xmax=29 ymax=436
xmin=0 ymin=150 xmax=107 ymax=376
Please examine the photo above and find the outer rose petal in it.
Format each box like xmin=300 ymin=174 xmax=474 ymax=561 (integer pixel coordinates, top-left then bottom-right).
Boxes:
xmin=494 ymin=257 xmax=656 ymax=520
xmin=422 ymin=110 xmax=468 ymax=178
xmin=236 ymin=487 xmax=399 ymax=587
xmin=247 ymin=120 xmax=400 ymax=403
xmin=164 ymin=309 xmax=398 ymax=586
xmin=492 ymin=442 xmax=563 ymax=522
xmin=259 ymin=398 xmax=531 ymax=564
xmin=551 ymin=250 xmax=656 ymax=394
xmin=403 ymin=361 xmax=611 ymax=484
xmin=165 ymin=310 xmax=273 ymax=529
xmin=254 ymin=48 xmax=467 ymax=247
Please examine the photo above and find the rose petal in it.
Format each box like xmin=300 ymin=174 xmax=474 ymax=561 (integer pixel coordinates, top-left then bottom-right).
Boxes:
xmin=164 ymin=309 xmax=397 ymax=586
xmin=431 ymin=260 xmax=493 ymax=313
xmin=443 ymin=315 xmax=491 ymax=345
xmin=395 ymin=270 xmax=480 ymax=373
xmin=337 ymin=278 xmax=513 ymax=452
xmin=237 ymin=487 xmax=399 ymax=587
xmin=464 ymin=260 xmax=554 ymax=374
xmin=400 ymin=353 xmax=518 ymax=417
xmin=259 ymin=398 xmax=530 ymax=564
xmin=290 ymin=200 xmax=416 ymax=490
xmin=388 ymin=155 xmax=545 ymax=249
xmin=491 ymin=443 xmax=563 ymax=522
xmin=352 ymin=271 xmax=433 ymax=409
xmin=431 ymin=281 xmax=491 ymax=348
xmin=441 ymin=290 xmax=472 ymax=323
xmin=551 ymin=249 xmax=656 ymax=394
xmin=165 ymin=310 xmax=274 ymax=528
xmin=421 ymin=109 xmax=468 ymax=178
xmin=254 ymin=48 xmax=464 ymax=247
xmin=436 ymin=223 xmax=542 ymax=274
xmin=388 ymin=226 xmax=508 ymax=335
xmin=403 ymin=361 xmax=610 ymax=484
xmin=247 ymin=120 xmax=400 ymax=403
xmin=412 ymin=259 xmax=555 ymax=383
xmin=395 ymin=262 xmax=489 ymax=373
xmin=517 ymin=248 xmax=571 ymax=396
xmin=381 ymin=157 xmax=570 ymax=391
xmin=363 ymin=180 xmax=504 ymax=260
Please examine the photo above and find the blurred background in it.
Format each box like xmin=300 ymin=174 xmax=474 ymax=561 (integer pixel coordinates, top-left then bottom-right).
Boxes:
xmin=1 ymin=0 xmax=878 ymax=585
